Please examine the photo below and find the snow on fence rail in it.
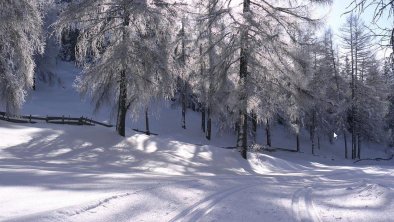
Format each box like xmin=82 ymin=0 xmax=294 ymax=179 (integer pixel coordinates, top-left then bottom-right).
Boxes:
xmin=0 ymin=111 xmax=113 ymax=127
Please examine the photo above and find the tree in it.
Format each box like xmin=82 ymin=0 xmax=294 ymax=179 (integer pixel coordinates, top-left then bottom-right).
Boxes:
xmin=383 ymin=58 xmax=394 ymax=146
xmin=0 ymin=0 xmax=44 ymax=113
xmin=358 ymin=56 xmax=389 ymax=152
xmin=302 ymin=29 xmax=350 ymax=155
xmin=348 ymin=0 xmax=394 ymax=61
xmin=55 ymin=0 xmax=175 ymax=137
xmin=341 ymin=15 xmax=390 ymax=158
xmin=192 ymin=0 xmax=233 ymax=140
xmin=232 ymin=0 xmax=332 ymax=159
xmin=341 ymin=14 xmax=370 ymax=159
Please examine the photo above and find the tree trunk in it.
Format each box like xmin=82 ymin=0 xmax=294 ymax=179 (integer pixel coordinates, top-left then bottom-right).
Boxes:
xmin=328 ymin=131 xmax=334 ymax=145
xmin=239 ymin=112 xmax=248 ymax=159
xmin=357 ymin=134 xmax=361 ymax=159
xmin=199 ymin=43 xmax=206 ymax=134
xmin=236 ymin=116 xmax=241 ymax=148
xmin=116 ymin=9 xmax=129 ymax=137
xmin=317 ymin=133 xmax=321 ymax=150
xmin=251 ymin=111 xmax=257 ymax=143
xmin=180 ymin=18 xmax=186 ymax=130
xmin=206 ymin=107 xmax=211 ymax=140
xmin=237 ymin=0 xmax=250 ymax=160
xmin=266 ymin=119 xmax=271 ymax=147
xmin=311 ymin=111 xmax=316 ymax=155
xmin=201 ymin=105 xmax=206 ymax=133
xmin=117 ymin=69 xmax=127 ymax=137
xmin=33 ymin=75 xmax=36 ymax=91
xmin=344 ymin=132 xmax=348 ymax=159
xmin=350 ymin=17 xmax=356 ymax=160
xmin=296 ymin=132 xmax=300 ymax=152
xmin=181 ymin=91 xmax=186 ymax=129
xmin=145 ymin=107 xmax=150 ymax=135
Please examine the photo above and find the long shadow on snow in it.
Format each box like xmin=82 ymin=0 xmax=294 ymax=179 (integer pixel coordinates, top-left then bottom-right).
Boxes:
xmin=0 ymin=123 xmax=252 ymax=191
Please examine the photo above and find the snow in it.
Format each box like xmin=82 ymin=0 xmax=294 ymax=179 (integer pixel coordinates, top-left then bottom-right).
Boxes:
xmin=0 ymin=61 xmax=393 ymax=221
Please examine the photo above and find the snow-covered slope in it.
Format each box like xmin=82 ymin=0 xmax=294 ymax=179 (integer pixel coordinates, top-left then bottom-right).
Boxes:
xmin=0 ymin=62 xmax=393 ymax=221
xmin=0 ymin=121 xmax=394 ymax=222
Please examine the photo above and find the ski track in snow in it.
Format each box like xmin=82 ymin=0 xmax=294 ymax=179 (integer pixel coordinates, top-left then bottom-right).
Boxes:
xmin=292 ymin=186 xmax=321 ymax=222
xmin=8 ymin=178 xmax=200 ymax=222
xmin=169 ymin=182 xmax=261 ymax=222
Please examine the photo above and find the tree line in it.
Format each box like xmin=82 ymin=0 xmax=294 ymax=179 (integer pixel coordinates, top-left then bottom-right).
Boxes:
xmin=0 ymin=0 xmax=393 ymax=160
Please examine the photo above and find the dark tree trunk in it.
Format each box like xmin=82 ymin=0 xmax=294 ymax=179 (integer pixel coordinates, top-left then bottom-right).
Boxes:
xmin=117 ymin=69 xmax=127 ymax=137
xmin=33 ymin=75 xmax=36 ymax=91
xmin=311 ymin=112 xmax=316 ymax=155
xmin=116 ymin=10 xmax=130 ymax=137
xmin=237 ymin=0 xmax=250 ymax=160
xmin=344 ymin=132 xmax=348 ymax=159
xmin=199 ymin=43 xmax=206 ymax=134
xmin=317 ymin=133 xmax=321 ymax=150
xmin=201 ymin=105 xmax=206 ymax=133
xmin=181 ymin=91 xmax=186 ymax=129
xmin=296 ymin=132 xmax=300 ymax=152
xmin=206 ymin=108 xmax=211 ymax=140
xmin=236 ymin=117 xmax=241 ymax=148
xmin=239 ymin=112 xmax=248 ymax=159
xmin=180 ymin=18 xmax=187 ymax=130
xmin=145 ymin=107 xmax=150 ymax=135
xmin=357 ymin=134 xmax=361 ymax=159
xmin=251 ymin=111 xmax=257 ymax=143
xmin=266 ymin=119 xmax=271 ymax=147
xmin=328 ymin=132 xmax=334 ymax=144
xmin=353 ymin=132 xmax=358 ymax=159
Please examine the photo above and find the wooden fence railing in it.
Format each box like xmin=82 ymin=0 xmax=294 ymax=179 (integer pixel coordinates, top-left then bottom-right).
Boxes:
xmin=0 ymin=111 xmax=113 ymax=127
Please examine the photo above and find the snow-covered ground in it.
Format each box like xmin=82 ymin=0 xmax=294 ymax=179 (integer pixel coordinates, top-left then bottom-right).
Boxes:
xmin=1 ymin=62 xmax=393 ymax=221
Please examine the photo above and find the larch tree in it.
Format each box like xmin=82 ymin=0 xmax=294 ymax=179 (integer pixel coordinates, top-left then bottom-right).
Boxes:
xmin=341 ymin=14 xmax=390 ymax=158
xmin=383 ymin=58 xmax=394 ymax=146
xmin=356 ymin=55 xmax=390 ymax=157
xmin=383 ymin=58 xmax=394 ymax=147
xmin=348 ymin=0 xmax=394 ymax=62
xmin=55 ymin=0 xmax=176 ymax=137
xmin=229 ymin=0 xmax=332 ymax=159
xmin=0 ymin=0 xmax=44 ymax=113
xmin=340 ymin=14 xmax=371 ymax=159
xmin=192 ymin=0 xmax=234 ymax=140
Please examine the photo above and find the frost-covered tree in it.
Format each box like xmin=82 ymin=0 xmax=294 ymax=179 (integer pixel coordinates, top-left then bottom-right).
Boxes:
xmin=0 ymin=0 xmax=44 ymax=112
xmin=341 ymin=14 xmax=371 ymax=159
xmin=348 ymin=0 xmax=394 ymax=61
xmin=55 ymin=0 xmax=176 ymax=136
xmin=302 ymin=29 xmax=349 ymax=155
xmin=383 ymin=58 xmax=394 ymax=146
xmin=341 ymin=15 xmax=390 ymax=158
xmin=357 ymin=57 xmax=389 ymax=150
xmin=230 ymin=0 xmax=332 ymax=159
xmin=191 ymin=0 xmax=234 ymax=140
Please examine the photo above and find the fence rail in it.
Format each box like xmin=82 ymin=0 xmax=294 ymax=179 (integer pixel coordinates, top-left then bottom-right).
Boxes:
xmin=0 ymin=111 xmax=113 ymax=127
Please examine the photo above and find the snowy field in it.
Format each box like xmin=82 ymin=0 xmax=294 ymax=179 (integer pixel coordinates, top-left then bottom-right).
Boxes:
xmin=0 ymin=62 xmax=393 ymax=221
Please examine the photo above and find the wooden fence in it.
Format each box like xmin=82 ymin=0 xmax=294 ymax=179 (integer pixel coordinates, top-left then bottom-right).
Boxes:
xmin=0 ymin=111 xmax=113 ymax=127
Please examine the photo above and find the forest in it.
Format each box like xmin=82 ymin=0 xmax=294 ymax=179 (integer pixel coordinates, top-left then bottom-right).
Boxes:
xmin=0 ymin=0 xmax=393 ymax=160
xmin=1 ymin=1 xmax=394 ymax=221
